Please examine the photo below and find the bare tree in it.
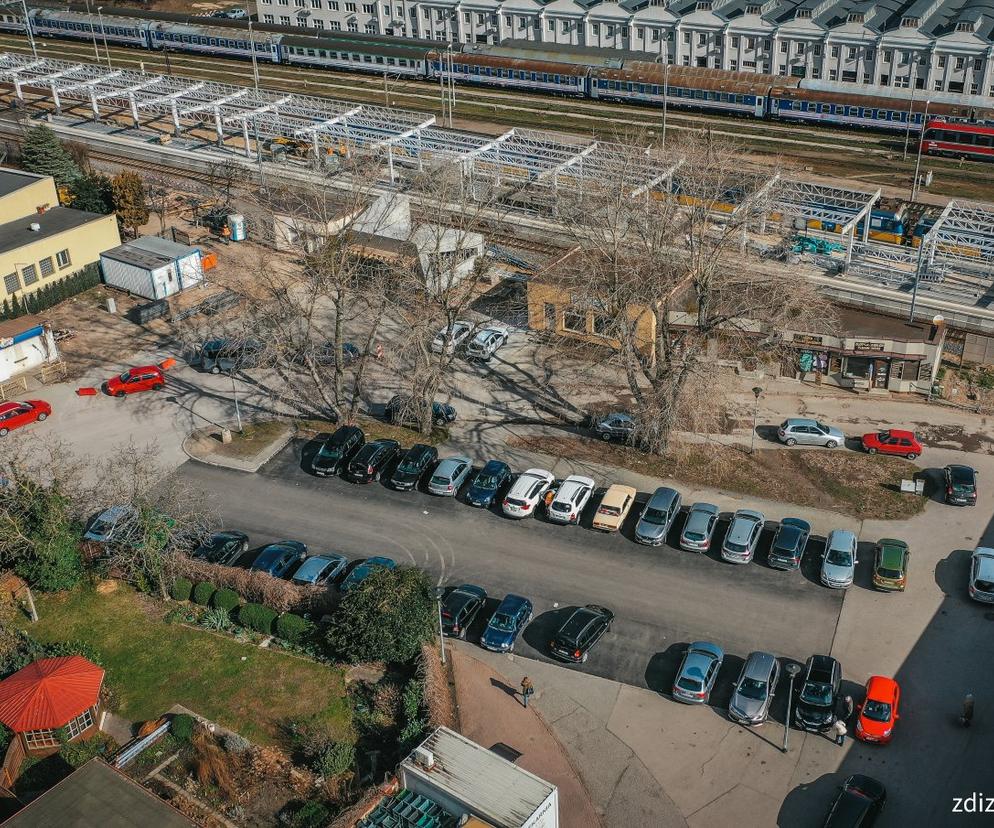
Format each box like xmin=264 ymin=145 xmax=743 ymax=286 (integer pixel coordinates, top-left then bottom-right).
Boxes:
xmin=144 ymin=174 xmax=171 ymax=235
xmin=546 ymin=132 xmax=836 ymax=455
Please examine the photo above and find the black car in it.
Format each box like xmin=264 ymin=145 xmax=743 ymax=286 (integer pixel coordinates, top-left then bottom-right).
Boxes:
xmin=767 ymin=517 xmax=811 ymax=570
xmin=465 ymin=459 xmax=513 ymax=507
xmin=944 ymin=464 xmax=978 ymax=506
xmin=391 ymin=444 xmax=439 ymax=491
xmin=593 ymin=412 xmax=635 ymax=442
xmin=311 ymin=426 xmax=365 ymax=477
xmin=347 ymin=439 xmax=401 ymax=483
xmin=440 ymin=584 xmax=488 ymax=639
xmin=549 ymin=604 xmax=614 ymax=663
xmin=386 ymin=394 xmax=457 ymax=427
xmin=191 ymin=530 xmax=249 ymax=565
xmin=795 ymin=654 xmax=842 ymax=732
xmin=823 ymin=774 xmax=887 ymax=827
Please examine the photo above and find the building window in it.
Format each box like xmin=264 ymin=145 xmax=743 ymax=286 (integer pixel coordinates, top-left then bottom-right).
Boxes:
xmin=779 ymin=41 xmax=787 ymax=53
xmin=476 ymin=12 xmax=484 ymax=23
xmin=974 ymin=57 xmax=982 ymax=71
xmin=651 ymin=29 xmax=659 ymax=42
xmin=607 ymin=24 xmax=614 ymax=37
xmin=697 ymin=33 xmax=706 ymax=46
xmin=862 ymin=73 xmax=871 ymax=83
xmin=279 ymin=15 xmax=290 ymax=24
xmin=422 ymin=7 xmax=429 ymax=18
xmin=683 ymin=31 xmax=690 ymax=44
xmin=362 ymin=3 xmax=374 ymax=12
xmin=731 ymin=35 xmax=739 ymax=48
xmin=796 ymin=42 xmax=805 ymax=55
xmin=847 ymin=47 xmax=856 ymax=60
xmin=729 ymin=59 xmax=738 ymax=70
xmin=829 ymin=69 xmax=838 ymax=81
xmin=21 ymin=264 xmax=37 ymax=285
xmin=954 ymin=57 xmax=964 ymax=71
xmin=636 ymin=26 xmax=644 ymax=38
xmin=365 ymin=22 xmax=376 ymax=32
xmin=263 ymin=13 xmax=274 ymax=21
xmin=294 ymin=0 xmax=304 ymax=7
xmin=592 ymin=22 xmax=599 ymax=35
xmin=330 ymin=20 xmax=341 ymax=29
xmin=348 ymin=20 xmax=359 ymax=30
xmin=3 ymin=272 xmax=19 ymax=294
xmin=937 ymin=55 xmax=946 ymax=68
xmin=562 ymin=20 xmax=569 ymax=33
xmin=562 ymin=309 xmax=586 ymax=333
xmin=592 ymin=315 xmax=611 ymax=337
xmin=831 ymin=45 xmax=839 ymax=58
xmin=505 ymin=14 xmax=511 ymax=26
xmin=970 ymin=82 xmax=979 ymax=94
xmin=312 ymin=0 xmax=322 ymax=7
xmin=746 ymin=37 xmax=754 ymax=49
xmin=24 ymin=728 xmax=60 ymax=750
xmin=314 ymin=18 xmax=324 ymax=27
xmin=934 ymin=79 xmax=943 ymax=90
xmin=547 ymin=19 xmax=554 ymax=31
xmin=65 ymin=708 xmax=94 ymax=740
xmin=39 ymin=257 xmax=53 ymax=277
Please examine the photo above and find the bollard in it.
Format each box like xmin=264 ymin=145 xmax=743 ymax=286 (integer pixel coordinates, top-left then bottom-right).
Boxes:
xmin=220 ymin=428 xmax=232 ymax=444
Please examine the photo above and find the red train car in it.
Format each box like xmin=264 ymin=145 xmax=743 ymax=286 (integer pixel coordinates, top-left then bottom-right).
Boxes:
xmin=920 ymin=119 xmax=994 ymax=162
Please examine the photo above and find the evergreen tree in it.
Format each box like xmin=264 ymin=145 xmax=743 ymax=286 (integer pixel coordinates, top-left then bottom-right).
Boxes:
xmin=67 ymin=172 xmax=113 ymax=214
xmin=20 ymin=125 xmax=82 ymax=188
xmin=10 ymin=294 xmax=22 ymax=318
xmin=0 ymin=299 xmax=9 ymax=320
xmin=111 ymin=171 xmax=149 ymax=237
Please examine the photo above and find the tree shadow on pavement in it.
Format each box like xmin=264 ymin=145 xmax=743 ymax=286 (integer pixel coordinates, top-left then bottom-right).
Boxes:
xmin=778 ymin=773 xmax=840 ymax=826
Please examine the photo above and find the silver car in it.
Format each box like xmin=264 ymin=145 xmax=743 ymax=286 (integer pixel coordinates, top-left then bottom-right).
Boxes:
xmin=635 ymin=487 xmax=682 ymax=546
xmin=672 ymin=641 xmax=724 ymax=704
xmin=430 ymin=320 xmax=473 ymax=355
xmin=680 ymin=502 xmax=720 ymax=552
xmin=84 ymin=505 xmax=134 ymax=543
xmin=821 ymin=529 xmax=858 ymax=588
xmin=728 ymin=651 xmax=780 ymax=725
xmin=465 ymin=325 xmax=509 ymax=360
xmin=721 ymin=509 xmax=765 ymax=564
xmin=777 ymin=418 xmax=845 ymax=448
xmin=428 ymin=456 xmax=473 ymax=496
xmin=969 ymin=547 xmax=994 ymax=603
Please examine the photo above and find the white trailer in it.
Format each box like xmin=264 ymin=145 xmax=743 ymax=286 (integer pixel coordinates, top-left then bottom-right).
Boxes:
xmin=100 ymin=236 xmax=203 ymax=301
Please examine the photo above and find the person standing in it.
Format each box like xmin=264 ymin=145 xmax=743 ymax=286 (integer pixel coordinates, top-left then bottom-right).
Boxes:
xmin=832 ymin=717 xmax=848 ymax=746
xmin=520 ymin=676 xmax=534 ymax=709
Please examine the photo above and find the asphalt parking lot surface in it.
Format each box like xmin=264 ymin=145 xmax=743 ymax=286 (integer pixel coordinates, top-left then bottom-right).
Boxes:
xmin=178 ymin=438 xmax=846 ymax=696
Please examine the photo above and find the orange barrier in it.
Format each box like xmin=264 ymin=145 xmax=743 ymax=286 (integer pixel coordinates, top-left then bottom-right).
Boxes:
xmin=159 ymin=358 xmax=177 ymax=371
xmin=202 ymin=252 xmax=218 ymax=271
xmin=76 ymin=387 xmax=97 ymax=396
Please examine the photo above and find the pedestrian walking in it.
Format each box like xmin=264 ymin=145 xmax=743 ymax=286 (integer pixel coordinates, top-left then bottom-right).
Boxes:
xmin=961 ymin=693 xmax=975 ymax=727
xmin=520 ymin=676 xmax=534 ymax=709
xmin=374 ymin=343 xmax=384 ymax=360
xmin=832 ymin=718 xmax=848 ymax=746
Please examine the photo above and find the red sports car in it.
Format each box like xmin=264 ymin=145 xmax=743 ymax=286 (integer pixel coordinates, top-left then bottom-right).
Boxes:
xmin=103 ymin=365 xmax=166 ymax=397
xmin=0 ymin=400 xmax=52 ymax=436
xmin=855 ymin=675 xmax=900 ymax=744
xmin=861 ymin=429 xmax=922 ymax=460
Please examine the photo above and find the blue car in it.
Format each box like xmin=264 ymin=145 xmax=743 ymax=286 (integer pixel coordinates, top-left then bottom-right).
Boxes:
xmin=465 ymin=460 xmax=512 ymax=507
xmin=250 ymin=541 xmax=307 ymax=578
xmin=339 ymin=556 xmax=396 ymax=593
xmin=291 ymin=553 xmax=349 ymax=586
xmin=481 ymin=594 xmax=533 ymax=652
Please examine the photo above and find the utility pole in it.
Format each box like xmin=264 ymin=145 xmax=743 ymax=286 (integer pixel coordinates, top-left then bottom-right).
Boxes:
xmin=19 ymin=0 xmax=36 ymax=57
xmin=901 ymin=78 xmax=917 ymax=161
xmin=248 ymin=17 xmax=260 ymax=94
xmin=910 ymin=99 xmax=931 ymax=201
xmin=660 ymin=39 xmax=669 ymax=148
xmin=783 ymin=663 xmax=801 ymax=753
xmin=750 ymin=386 xmax=762 ymax=454
xmin=436 ymin=588 xmax=446 ymax=665
xmin=83 ymin=0 xmax=99 ymax=62
xmin=447 ymin=43 xmax=455 ymax=127
xmin=97 ymin=6 xmax=111 ymax=70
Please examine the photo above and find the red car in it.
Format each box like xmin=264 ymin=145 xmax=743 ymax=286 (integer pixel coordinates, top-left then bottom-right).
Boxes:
xmin=855 ymin=676 xmax=900 ymax=744
xmin=103 ymin=365 xmax=166 ymax=397
xmin=0 ymin=400 xmax=51 ymax=436
xmin=861 ymin=429 xmax=921 ymax=460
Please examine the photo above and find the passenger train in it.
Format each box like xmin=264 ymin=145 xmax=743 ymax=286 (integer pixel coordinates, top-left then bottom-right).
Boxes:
xmin=1 ymin=3 xmax=993 ymax=162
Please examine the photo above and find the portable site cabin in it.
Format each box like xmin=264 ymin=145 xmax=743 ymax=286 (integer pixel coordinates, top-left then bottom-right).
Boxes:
xmin=100 ymin=236 xmax=204 ymax=301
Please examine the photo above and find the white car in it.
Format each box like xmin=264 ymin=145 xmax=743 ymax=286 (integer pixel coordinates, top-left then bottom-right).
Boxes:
xmin=465 ymin=325 xmax=510 ymax=361
xmin=546 ymin=475 xmax=596 ymax=524
xmin=430 ymin=320 xmax=473 ymax=355
xmin=502 ymin=468 xmax=555 ymax=518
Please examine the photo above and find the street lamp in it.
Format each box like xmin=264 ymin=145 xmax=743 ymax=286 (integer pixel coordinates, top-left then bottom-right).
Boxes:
xmin=97 ymin=6 xmax=111 ymax=70
xmin=435 ymin=587 xmax=446 ymax=665
xmin=783 ymin=662 xmax=801 ymax=753
xmin=910 ymin=99 xmax=931 ymax=201
xmin=82 ymin=0 xmax=100 ymax=62
xmin=750 ymin=385 xmax=762 ymax=454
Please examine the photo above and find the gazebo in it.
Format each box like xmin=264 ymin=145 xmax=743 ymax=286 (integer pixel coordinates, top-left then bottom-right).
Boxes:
xmin=0 ymin=656 xmax=104 ymax=754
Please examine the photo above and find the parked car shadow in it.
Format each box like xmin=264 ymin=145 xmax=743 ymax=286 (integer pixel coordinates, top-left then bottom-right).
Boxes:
xmin=708 ymin=652 xmax=745 ymax=712
xmin=799 ymin=535 xmax=828 ymax=587
xmin=467 ymin=596 xmax=503 ymax=643
xmin=778 ymin=774 xmax=841 ymax=826
xmin=522 ymin=606 xmax=574 ymax=654
xmin=299 ymin=433 xmax=328 ymax=475
xmin=644 ymin=642 xmax=688 ymax=696
xmin=755 ymin=425 xmax=783 ymax=445
xmin=934 ymin=548 xmax=974 ymax=602
xmin=918 ymin=467 xmax=946 ymax=503
xmin=853 ymin=541 xmax=878 ymax=590
xmin=229 ymin=545 xmax=265 ymax=568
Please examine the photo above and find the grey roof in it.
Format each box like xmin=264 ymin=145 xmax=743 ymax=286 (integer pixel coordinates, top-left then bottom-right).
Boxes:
xmin=0 ymin=205 xmax=106 ymax=257
xmin=488 ymin=38 xmax=651 ymax=66
xmin=2 ymin=758 xmax=197 ymax=828
xmin=402 ymin=727 xmax=556 ymax=828
xmin=0 ymin=168 xmax=48 ymax=199
xmin=101 ymin=235 xmax=199 ymax=270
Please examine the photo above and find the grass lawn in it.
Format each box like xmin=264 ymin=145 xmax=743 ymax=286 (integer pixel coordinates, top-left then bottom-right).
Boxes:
xmin=24 ymin=585 xmax=351 ymax=747
xmin=510 ymin=435 xmax=926 ymax=520
xmin=298 ymin=415 xmax=449 ymax=446
xmin=210 ymin=420 xmax=292 ymax=460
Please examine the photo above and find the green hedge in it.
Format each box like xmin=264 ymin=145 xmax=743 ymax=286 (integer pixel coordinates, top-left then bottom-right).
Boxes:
xmin=237 ymin=602 xmax=277 ymax=635
xmin=210 ymin=588 xmax=241 ymax=613
xmin=0 ymin=263 xmax=100 ymax=321
xmin=171 ymin=713 xmax=195 ymax=742
xmin=276 ymin=613 xmax=316 ymax=645
xmin=170 ymin=578 xmax=193 ymax=602
xmin=192 ymin=581 xmax=216 ymax=606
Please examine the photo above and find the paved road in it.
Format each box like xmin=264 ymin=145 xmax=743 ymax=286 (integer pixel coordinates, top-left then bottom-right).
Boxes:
xmin=178 ymin=439 xmax=844 ymax=692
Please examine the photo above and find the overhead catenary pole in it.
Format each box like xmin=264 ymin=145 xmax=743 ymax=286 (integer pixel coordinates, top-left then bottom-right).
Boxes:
xmin=901 ymin=78 xmax=917 ymax=161
xmin=910 ymin=99 xmax=931 ymax=201
xmin=83 ymin=0 xmax=100 ymax=62
xmin=248 ymin=17 xmax=260 ymax=94
xmin=20 ymin=0 xmax=36 ymax=57
xmin=97 ymin=6 xmax=111 ymax=70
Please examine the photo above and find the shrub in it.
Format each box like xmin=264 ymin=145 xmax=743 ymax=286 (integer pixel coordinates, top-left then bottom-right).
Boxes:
xmin=314 ymin=741 xmax=355 ymax=779
xmin=237 ymin=603 xmax=277 ymax=635
xmin=172 ymin=557 xmax=320 ymax=614
xmin=200 ymin=607 xmax=231 ymax=632
xmin=222 ymin=732 xmax=251 ymax=754
xmin=171 ymin=713 xmax=196 ymax=742
xmin=275 ymin=613 xmax=316 ymax=645
xmin=170 ymin=578 xmax=193 ymax=602
xmin=59 ymin=734 xmax=111 ymax=768
xmin=211 ymin=588 xmax=241 ymax=613
xmin=192 ymin=581 xmax=216 ymax=606
xmin=291 ymin=801 xmax=330 ymax=828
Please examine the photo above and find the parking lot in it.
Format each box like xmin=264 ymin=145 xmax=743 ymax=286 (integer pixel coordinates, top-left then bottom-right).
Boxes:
xmin=178 ymin=438 xmax=847 ymax=693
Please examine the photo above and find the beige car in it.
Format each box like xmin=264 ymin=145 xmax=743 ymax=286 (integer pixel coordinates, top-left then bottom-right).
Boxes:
xmin=592 ymin=484 xmax=638 ymax=532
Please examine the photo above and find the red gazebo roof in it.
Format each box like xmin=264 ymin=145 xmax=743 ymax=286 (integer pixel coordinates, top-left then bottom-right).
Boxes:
xmin=0 ymin=655 xmax=104 ymax=732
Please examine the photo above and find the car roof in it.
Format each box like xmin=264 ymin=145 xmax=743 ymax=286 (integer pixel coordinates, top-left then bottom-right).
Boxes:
xmin=436 ymin=455 xmax=471 ymax=469
xmin=883 ymin=428 xmax=916 ymax=439
xmin=522 ymin=468 xmax=552 ymax=478
xmin=496 ymin=594 xmax=529 ymax=612
xmin=733 ymin=509 xmax=764 ymax=522
xmin=809 ymin=654 xmax=838 ymax=672
xmin=295 ymin=555 xmax=344 ymax=576
xmin=876 ymin=540 xmax=907 ymax=566
xmin=688 ymin=641 xmax=724 ymax=660
xmin=404 ymin=443 xmax=434 ymax=457
xmin=129 ymin=365 xmax=161 ymax=373
xmin=844 ymin=774 xmax=886 ymax=800
xmin=365 ymin=556 xmax=395 ymax=567
xmin=865 ymin=675 xmax=898 ymax=698
xmin=0 ymin=401 xmax=21 ymax=413
xmin=743 ymin=650 xmax=777 ymax=678
xmin=827 ymin=529 xmax=857 ymax=547
xmin=946 ymin=464 xmax=975 ymax=479
xmin=558 ymin=476 xmax=595 ymax=496
xmin=602 ymin=484 xmax=637 ymax=504
xmin=784 ymin=417 xmax=818 ymax=427
xmin=480 ymin=459 xmax=509 ymax=473
xmin=364 ymin=439 xmax=399 ymax=451
xmin=647 ymin=487 xmax=679 ymax=507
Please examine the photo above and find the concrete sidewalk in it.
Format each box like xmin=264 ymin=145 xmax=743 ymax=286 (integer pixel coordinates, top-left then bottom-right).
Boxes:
xmin=449 ymin=644 xmax=604 ymax=828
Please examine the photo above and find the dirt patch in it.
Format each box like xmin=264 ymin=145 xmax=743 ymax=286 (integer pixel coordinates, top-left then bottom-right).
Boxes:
xmin=297 ymin=415 xmax=449 ymax=446
xmin=509 ymin=435 xmax=926 ymax=520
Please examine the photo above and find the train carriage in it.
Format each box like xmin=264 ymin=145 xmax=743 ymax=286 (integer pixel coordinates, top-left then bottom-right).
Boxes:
xmin=281 ymin=33 xmax=432 ymax=77
xmin=0 ymin=11 xmax=25 ymax=33
xmin=429 ymin=50 xmax=588 ymax=96
xmin=148 ymin=22 xmax=278 ymax=63
xmin=30 ymin=8 xmax=149 ymax=49
xmin=920 ymin=119 xmax=994 ymax=163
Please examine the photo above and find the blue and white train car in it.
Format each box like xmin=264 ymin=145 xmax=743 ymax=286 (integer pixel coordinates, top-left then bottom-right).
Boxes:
xmin=30 ymin=8 xmax=150 ymax=49
xmin=148 ymin=21 xmax=278 ymax=63
xmin=430 ymin=49 xmax=589 ymax=96
xmin=0 ymin=11 xmax=26 ymax=33
xmin=280 ymin=33 xmax=432 ymax=77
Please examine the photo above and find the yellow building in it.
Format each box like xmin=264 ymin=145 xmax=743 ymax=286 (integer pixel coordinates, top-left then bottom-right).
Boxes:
xmin=0 ymin=168 xmax=120 ymax=304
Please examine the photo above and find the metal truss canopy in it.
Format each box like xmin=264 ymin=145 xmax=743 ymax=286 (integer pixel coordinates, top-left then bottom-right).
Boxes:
xmin=775 ymin=180 xmax=880 ymax=237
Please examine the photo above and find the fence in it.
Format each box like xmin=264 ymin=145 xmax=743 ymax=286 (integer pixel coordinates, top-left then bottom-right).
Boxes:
xmin=0 ymin=375 xmax=28 ymax=402
xmin=39 ymin=361 xmax=68 ymax=384
xmin=0 ymin=736 xmax=25 ymax=790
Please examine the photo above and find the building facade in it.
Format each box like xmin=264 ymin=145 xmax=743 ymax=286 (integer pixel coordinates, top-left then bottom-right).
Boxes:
xmin=257 ymin=0 xmax=994 ymax=96
xmin=0 ymin=169 xmax=121 ymax=308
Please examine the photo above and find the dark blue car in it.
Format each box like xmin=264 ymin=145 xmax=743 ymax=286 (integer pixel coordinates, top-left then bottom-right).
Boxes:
xmin=465 ymin=460 xmax=512 ymax=507
xmin=250 ymin=541 xmax=307 ymax=578
xmin=339 ymin=556 xmax=396 ymax=593
xmin=480 ymin=594 xmax=533 ymax=652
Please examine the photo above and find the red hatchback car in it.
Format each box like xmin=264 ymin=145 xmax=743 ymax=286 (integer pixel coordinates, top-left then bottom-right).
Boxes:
xmin=855 ymin=676 xmax=901 ymax=744
xmin=0 ymin=400 xmax=52 ymax=436
xmin=861 ymin=429 xmax=922 ymax=460
xmin=104 ymin=366 xmax=166 ymax=397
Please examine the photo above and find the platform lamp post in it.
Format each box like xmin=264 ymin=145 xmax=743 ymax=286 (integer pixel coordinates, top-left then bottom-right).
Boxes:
xmin=783 ymin=662 xmax=801 ymax=753
xmin=82 ymin=0 xmax=99 ymax=62
xmin=750 ymin=385 xmax=762 ymax=454
xmin=97 ymin=6 xmax=111 ymax=70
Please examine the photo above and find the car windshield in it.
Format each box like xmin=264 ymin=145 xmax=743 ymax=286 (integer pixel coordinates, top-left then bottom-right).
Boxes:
xmin=318 ymin=444 xmax=342 ymax=459
xmin=877 ymin=566 xmax=902 ymax=579
xmin=827 ymin=547 xmax=854 ymax=566
xmin=550 ymin=501 xmax=570 ymax=512
xmin=397 ymin=460 xmax=421 ymax=473
xmin=862 ymin=700 xmax=891 ymax=722
xmin=505 ymin=497 xmax=526 ymax=507
xmin=800 ymin=682 xmax=832 ymax=705
xmin=677 ymin=676 xmax=703 ymax=692
xmin=641 ymin=507 xmax=667 ymax=525
xmin=815 ymin=422 xmax=830 ymax=432
xmin=119 ymin=371 xmax=131 ymax=382
xmin=489 ymin=613 xmax=516 ymax=632
xmin=876 ymin=431 xmax=891 ymax=441
xmin=599 ymin=506 xmax=621 ymax=517
xmin=974 ymin=578 xmax=994 ymax=593
xmin=737 ymin=677 xmax=767 ymax=700
xmin=475 ymin=475 xmax=498 ymax=489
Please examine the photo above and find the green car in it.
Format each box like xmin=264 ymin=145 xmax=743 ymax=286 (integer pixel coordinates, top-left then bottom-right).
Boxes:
xmin=872 ymin=539 xmax=909 ymax=592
